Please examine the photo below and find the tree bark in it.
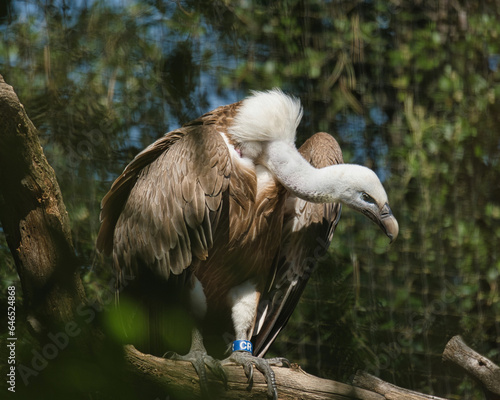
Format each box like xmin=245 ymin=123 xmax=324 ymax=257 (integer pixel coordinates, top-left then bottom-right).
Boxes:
xmin=442 ymin=335 xmax=500 ymax=400
xmin=352 ymin=371 xmax=449 ymax=400
xmin=0 ymin=74 xmax=89 ymax=341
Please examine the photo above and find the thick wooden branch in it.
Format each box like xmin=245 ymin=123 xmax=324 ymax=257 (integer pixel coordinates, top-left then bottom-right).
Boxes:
xmin=0 ymin=74 xmax=88 ymax=338
xmin=124 ymin=345 xmax=384 ymax=400
xmin=352 ymin=371 xmax=449 ymax=400
xmin=442 ymin=335 xmax=500 ymax=400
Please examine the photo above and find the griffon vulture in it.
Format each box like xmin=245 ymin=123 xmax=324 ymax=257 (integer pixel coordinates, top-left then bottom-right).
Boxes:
xmin=97 ymin=89 xmax=398 ymax=399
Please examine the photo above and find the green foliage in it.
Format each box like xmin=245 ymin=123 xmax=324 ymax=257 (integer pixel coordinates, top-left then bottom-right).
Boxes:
xmin=1 ymin=1 xmax=500 ymax=399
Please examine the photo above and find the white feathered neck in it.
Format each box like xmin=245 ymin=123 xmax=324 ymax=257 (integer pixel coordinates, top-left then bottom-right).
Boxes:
xmin=226 ymin=89 xmax=389 ymax=209
xmin=229 ymin=89 xmax=302 ymax=145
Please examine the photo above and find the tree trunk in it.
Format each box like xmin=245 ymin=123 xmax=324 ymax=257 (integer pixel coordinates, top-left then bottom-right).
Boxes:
xmin=0 ymin=74 xmax=91 ymax=342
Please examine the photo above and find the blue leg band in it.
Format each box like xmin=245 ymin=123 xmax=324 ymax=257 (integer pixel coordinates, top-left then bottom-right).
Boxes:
xmin=232 ymin=340 xmax=253 ymax=354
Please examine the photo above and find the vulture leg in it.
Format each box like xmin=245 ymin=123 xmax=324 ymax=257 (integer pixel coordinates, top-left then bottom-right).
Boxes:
xmin=164 ymin=327 xmax=227 ymax=396
xmin=220 ymin=281 xmax=289 ymax=399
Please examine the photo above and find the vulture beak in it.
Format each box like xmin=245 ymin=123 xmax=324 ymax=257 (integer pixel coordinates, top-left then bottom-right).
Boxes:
xmin=378 ymin=203 xmax=399 ymax=243
xmin=363 ymin=203 xmax=399 ymax=243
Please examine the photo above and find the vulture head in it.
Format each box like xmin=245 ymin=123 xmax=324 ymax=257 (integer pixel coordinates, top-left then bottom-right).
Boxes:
xmin=332 ymin=164 xmax=399 ymax=242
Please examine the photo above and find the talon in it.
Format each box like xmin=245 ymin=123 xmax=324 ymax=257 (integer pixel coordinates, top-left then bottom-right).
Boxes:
xmin=244 ymin=362 xmax=254 ymax=385
xmin=205 ymin=356 xmax=228 ymax=389
xmin=223 ymin=351 xmax=280 ymax=400
xmin=162 ymin=350 xmax=177 ymax=359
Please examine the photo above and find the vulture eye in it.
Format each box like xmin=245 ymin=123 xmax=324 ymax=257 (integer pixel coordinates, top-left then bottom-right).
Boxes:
xmin=362 ymin=193 xmax=376 ymax=205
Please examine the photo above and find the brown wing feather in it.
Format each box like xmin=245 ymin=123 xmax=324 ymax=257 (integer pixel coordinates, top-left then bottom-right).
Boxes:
xmin=96 ymin=111 xmax=234 ymax=280
xmin=253 ymin=132 xmax=344 ymax=357
xmin=96 ymin=135 xmax=179 ymax=256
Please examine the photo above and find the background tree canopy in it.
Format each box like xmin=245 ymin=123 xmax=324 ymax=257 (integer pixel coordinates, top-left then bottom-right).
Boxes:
xmin=1 ymin=1 xmax=499 ymax=399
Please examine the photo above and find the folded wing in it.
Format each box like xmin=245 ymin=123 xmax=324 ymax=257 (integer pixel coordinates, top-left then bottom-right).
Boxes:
xmin=253 ymin=132 xmax=344 ymax=357
xmin=96 ymin=116 xmax=232 ymax=281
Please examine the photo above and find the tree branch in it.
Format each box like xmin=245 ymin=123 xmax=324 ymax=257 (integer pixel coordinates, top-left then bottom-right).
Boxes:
xmin=442 ymin=335 xmax=500 ymax=400
xmin=124 ymin=345 xmax=385 ymax=400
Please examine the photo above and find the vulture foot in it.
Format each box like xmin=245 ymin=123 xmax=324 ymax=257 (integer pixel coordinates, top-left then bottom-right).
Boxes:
xmin=164 ymin=350 xmax=227 ymax=396
xmin=163 ymin=328 xmax=227 ymax=398
xmin=222 ymin=351 xmax=289 ymax=400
